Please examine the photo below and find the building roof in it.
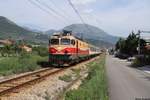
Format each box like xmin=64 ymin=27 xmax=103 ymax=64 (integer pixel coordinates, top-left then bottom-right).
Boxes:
xmin=145 ymin=45 xmax=150 ymax=50
xmin=19 ymin=45 xmax=32 ymax=52
xmin=0 ymin=39 xmax=14 ymax=45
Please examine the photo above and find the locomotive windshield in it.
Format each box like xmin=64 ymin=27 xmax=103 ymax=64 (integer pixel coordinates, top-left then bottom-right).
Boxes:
xmin=61 ymin=38 xmax=70 ymax=45
xmin=50 ymin=39 xmax=59 ymax=45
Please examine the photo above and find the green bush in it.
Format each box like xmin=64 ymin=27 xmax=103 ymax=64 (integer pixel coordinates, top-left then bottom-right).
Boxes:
xmin=65 ymin=55 xmax=108 ymax=100
xmin=59 ymin=74 xmax=72 ymax=82
xmin=32 ymin=46 xmax=48 ymax=57
xmin=132 ymin=55 xmax=150 ymax=67
xmin=71 ymin=68 xmax=81 ymax=77
xmin=132 ymin=58 xmax=141 ymax=67
xmin=0 ymin=54 xmax=48 ymax=76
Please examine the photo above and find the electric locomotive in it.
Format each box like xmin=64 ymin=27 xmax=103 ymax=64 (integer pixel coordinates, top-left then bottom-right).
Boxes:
xmin=49 ymin=30 xmax=100 ymax=66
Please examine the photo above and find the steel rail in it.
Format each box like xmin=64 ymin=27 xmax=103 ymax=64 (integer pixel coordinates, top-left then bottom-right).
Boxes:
xmin=0 ymin=68 xmax=65 ymax=97
xmin=0 ymin=54 xmax=101 ymax=97
xmin=0 ymin=68 xmax=52 ymax=85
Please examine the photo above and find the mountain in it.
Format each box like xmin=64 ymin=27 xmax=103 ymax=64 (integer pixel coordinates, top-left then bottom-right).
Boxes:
xmin=0 ymin=16 xmax=32 ymax=39
xmin=19 ymin=23 xmax=44 ymax=33
xmin=0 ymin=16 xmax=48 ymax=43
xmin=86 ymin=39 xmax=114 ymax=48
xmin=22 ymin=26 xmax=42 ymax=33
xmin=45 ymin=29 xmax=59 ymax=35
xmin=63 ymin=24 xmax=118 ymax=44
xmin=46 ymin=24 xmax=118 ymax=48
xmin=0 ymin=16 xmax=118 ymax=47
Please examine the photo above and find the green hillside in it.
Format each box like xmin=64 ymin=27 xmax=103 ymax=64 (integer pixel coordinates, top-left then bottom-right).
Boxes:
xmin=0 ymin=16 xmax=117 ymax=47
xmin=63 ymin=24 xmax=118 ymax=44
xmin=0 ymin=16 xmax=48 ymax=43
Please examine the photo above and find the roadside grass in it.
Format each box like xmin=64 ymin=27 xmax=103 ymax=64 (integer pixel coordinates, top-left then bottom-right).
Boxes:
xmin=65 ymin=55 xmax=109 ymax=100
xmin=0 ymin=54 xmax=48 ymax=76
xmin=59 ymin=74 xmax=73 ymax=82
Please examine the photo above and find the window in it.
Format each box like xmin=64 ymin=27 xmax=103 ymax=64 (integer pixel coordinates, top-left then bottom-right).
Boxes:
xmin=61 ymin=38 xmax=70 ymax=45
xmin=50 ymin=39 xmax=59 ymax=45
xmin=71 ymin=39 xmax=75 ymax=45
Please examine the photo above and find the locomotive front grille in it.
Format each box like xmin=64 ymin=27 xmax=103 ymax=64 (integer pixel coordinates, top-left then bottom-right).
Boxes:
xmin=49 ymin=54 xmax=71 ymax=65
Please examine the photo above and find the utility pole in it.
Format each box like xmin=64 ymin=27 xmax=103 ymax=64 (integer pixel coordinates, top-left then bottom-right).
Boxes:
xmin=137 ymin=30 xmax=150 ymax=55
xmin=137 ymin=30 xmax=141 ymax=55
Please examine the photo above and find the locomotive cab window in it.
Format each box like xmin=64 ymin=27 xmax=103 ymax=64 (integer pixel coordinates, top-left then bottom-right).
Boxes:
xmin=61 ymin=38 xmax=70 ymax=45
xmin=71 ymin=39 xmax=75 ymax=45
xmin=50 ymin=39 xmax=59 ymax=45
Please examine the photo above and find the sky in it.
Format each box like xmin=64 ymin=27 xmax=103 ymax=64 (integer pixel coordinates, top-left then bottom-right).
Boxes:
xmin=0 ymin=0 xmax=150 ymax=37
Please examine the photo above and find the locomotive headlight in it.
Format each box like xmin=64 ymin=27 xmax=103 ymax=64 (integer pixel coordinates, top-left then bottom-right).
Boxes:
xmin=57 ymin=47 xmax=62 ymax=51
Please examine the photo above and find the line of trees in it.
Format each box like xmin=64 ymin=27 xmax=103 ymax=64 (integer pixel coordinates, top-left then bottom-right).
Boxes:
xmin=0 ymin=44 xmax=22 ymax=57
xmin=115 ymin=32 xmax=146 ymax=56
xmin=115 ymin=32 xmax=150 ymax=66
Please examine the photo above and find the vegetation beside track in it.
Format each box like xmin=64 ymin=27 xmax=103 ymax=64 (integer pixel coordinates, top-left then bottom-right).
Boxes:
xmin=59 ymin=74 xmax=73 ymax=82
xmin=65 ymin=55 xmax=108 ymax=100
xmin=0 ymin=46 xmax=48 ymax=76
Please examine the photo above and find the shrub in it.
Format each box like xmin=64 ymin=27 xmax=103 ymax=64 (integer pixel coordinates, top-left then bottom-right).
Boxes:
xmin=0 ymin=54 xmax=48 ymax=76
xmin=32 ymin=46 xmax=48 ymax=57
xmin=132 ymin=55 xmax=150 ymax=67
xmin=71 ymin=68 xmax=81 ymax=77
xmin=59 ymin=74 xmax=72 ymax=82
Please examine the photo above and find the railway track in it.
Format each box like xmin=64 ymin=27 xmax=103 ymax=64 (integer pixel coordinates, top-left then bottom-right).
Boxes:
xmin=0 ymin=55 xmax=100 ymax=98
xmin=0 ymin=67 xmax=65 ymax=97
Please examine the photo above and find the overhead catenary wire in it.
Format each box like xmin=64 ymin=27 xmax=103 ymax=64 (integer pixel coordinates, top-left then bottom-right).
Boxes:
xmin=27 ymin=0 xmax=67 ymax=24
xmin=27 ymin=0 xmax=55 ymax=17
xmin=48 ymin=0 xmax=73 ymax=19
xmin=67 ymin=0 xmax=86 ymax=24
xmin=35 ymin=0 xmax=69 ymax=21
xmin=66 ymin=0 xmax=93 ymax=34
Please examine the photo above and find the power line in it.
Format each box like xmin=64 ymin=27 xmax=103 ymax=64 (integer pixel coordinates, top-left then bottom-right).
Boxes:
xmin=67 ymin=0 xmax=85 ymax=24
xmin=48 ymin=0 xmax=73 ymax=19
xmin=27 ymin=0 xmax=67 ymax=24
xmin=35 ymin=0 xmax=68 ymax=21
xmin=27 ymin=0 xmax=55 ymax=17
xmin=66 ymin=0 xmax=93 ymax=33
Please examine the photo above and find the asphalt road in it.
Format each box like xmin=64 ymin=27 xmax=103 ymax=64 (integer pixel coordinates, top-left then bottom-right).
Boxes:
xmin=106 ymin=55 xmax=150 ymax=100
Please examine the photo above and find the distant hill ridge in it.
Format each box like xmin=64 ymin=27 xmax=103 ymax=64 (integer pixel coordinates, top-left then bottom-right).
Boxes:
xmin=0 ymin=16 xmax=48 ymax=43
xmin=63 ymin=24 xmax=118 ymax=44
xmin=0 ymin=16 xmax=31 ymax=35
xmin=0 ymin=16 xmax=118 ymax=47
xmin=46 ymin=24 xmax=118 ymax=47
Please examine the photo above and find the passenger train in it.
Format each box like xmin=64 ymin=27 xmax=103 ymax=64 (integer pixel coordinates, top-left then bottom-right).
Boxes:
xmin=49 ymin=30 xmax=101 ymax=66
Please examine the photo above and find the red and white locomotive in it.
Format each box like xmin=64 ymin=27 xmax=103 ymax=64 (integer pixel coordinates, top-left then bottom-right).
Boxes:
xmin=49 ymin=30 xmax=101 ymax=66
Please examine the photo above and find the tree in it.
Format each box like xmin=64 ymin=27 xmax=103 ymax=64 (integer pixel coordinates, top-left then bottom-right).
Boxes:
xmin=115 ymin=38 xmax=126 ymax=53
xmin=115 ymin=32 xmax=146 ymax=56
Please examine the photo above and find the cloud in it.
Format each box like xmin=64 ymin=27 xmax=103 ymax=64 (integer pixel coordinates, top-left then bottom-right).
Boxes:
xmin=0 ymin=0 xmax=149 ymax=37
xmin=71 ymin=0 xmax=97 ymax=5
xmin=82 ymin=9 xmax=93 ymax=14
xmin=80 ymin=0 xmax=150 ymax=37
xmin=35 ymin=0 xmax=150 ymax=36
